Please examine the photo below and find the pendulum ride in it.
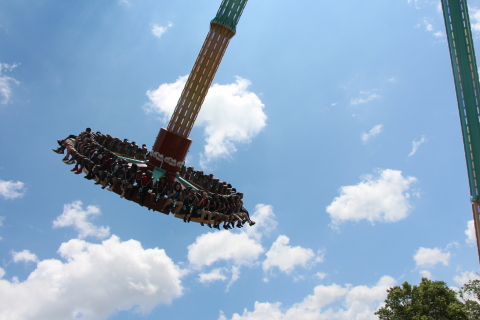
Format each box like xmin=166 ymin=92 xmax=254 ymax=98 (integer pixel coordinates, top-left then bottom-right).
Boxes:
xmin=54 ymin=0 xmax=251 ymax=225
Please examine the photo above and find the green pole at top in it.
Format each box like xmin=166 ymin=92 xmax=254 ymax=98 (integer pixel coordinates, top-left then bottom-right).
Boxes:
xmin=442 ymin=0 xmax=480 ymax=201
xmin=211 ymin=0 xmax=248 ymax=33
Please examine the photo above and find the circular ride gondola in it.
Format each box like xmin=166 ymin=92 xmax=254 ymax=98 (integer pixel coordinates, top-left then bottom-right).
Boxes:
xmin=53 ymin=0 xmax=255 ymax=230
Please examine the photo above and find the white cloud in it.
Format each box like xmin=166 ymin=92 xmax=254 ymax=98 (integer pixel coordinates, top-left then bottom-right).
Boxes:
xmin=416 ymin=17 xmax=443 ymax=38
xmin=198 ymin=268 xmax=227 ymax=283
xmin=146 ymin=75 xmax=267 ymax=168
xmin=409 ymin=135 xmax=427 ymax=156
xmin=12 ymin=250 xmax=38 ymax=263
xmin=414 ymin=247 xmax=451 ymax=268
xmin=315 ymin=272 xmax=327 ymax=280
xmin=262 ymin=235 xmax=317 ymax=274
xmin=327 ymin=169 xmax=417 ymax=227
xmin=220 ymin=275 xmax=396 ymax=320
xmin=187 ymin=230 xmax=264 ymax=268
xmin=0 ymin=235 xmax=183 ymax=320
xmin=0 ymin=216 xmax=4 ymax=226
xmin=151 ymin=22 xmax=173 ymax=38
xmin=245 ymin=204 xmax=277 ymax=241
xmin=0 ymin=179 xmax=26 ymax=199
xmin=53 ymin=201 xmax=110 ymax=239
xmin=466 ymin=220 xmax=476 ymax=245
xmin=350 ymin=90 xmax=380 ymax=106
xmin=419 ymin=270 xmax=432 ymax=279
xmin=0 ymin=62 xmax=19 ymax=104
xmin=188 ymin=204 xmax=278 ymax=289
xmin=361 ymin=124 xmax=383 ymax=143
xmin=226 ymin=266 xmax=241 ymax=291
xmin=0 ymin=268 xmax=4 ymax=279
xmin=454 ymin=271 xmax=480 ymax=287
xmin=470 ymin=8 xmax=480 ymax=33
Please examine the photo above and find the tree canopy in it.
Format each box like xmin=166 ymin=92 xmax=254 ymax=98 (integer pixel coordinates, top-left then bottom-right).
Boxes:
xmin=375 ymin=277 xmax=480 ymax=320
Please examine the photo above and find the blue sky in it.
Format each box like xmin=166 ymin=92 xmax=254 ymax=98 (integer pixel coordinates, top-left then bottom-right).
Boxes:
xmin=1 ymin=0 xmax=480 ymax=319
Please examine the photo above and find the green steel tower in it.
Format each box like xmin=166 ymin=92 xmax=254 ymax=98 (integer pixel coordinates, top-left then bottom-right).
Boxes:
xmin=441 ymin=0 xmax=480 ymax=259
xmin=148 ymin=0 xmax=248 ymax=174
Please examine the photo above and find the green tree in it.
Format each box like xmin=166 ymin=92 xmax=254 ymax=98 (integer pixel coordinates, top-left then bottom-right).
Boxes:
xmin=459 ymin=279 xmax=480 ymax=319
xmin=375 ymin=277 xmax=469 ymax=320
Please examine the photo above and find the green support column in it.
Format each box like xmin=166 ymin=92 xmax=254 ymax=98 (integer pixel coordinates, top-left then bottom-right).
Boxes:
xmin=212 ymin=0 xmax=248 ymax=33
xmin=442 ymin=0 xmax=480 ymax=261
xmin=442 ymin=0 xmax=480 ymax=200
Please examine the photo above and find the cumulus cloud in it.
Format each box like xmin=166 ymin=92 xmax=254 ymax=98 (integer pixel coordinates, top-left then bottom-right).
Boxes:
xmin=414 ymin=247 xmax=451 ymax=268
xmin=454 ymin=271 xmax=480 ymax=287
xmin=409 ymin=135 xmax=427 ymax=156
xmin=350 ymin=90 xmax=380 ymax=106
xmin=262 ymin=235 xmax=318 ymax=274
xmin=470 ymin=8 xmax=480 ymax=33
xmin=219 ymin=275 xmax=396 ymax=320
xmin=0 ymin=235 xmax=183 ymax=320
xmin=12 ymin=250 xmax=38 ymax=264
xmin=466 ymin=220 xmax=476 ymax=244
xmin=151 ymin=22 xmax=173 ymax=38
xmin=198 ymin=268 xmax=228 ymax=283
xmin=0 ymin=179 xmax=26 ymax=199
xmin=187 ymin=204 xmax=281 ymax=288
xmin=419 ymin=270 xmax=432 ymax=279
xmin=53 ymin=201 xmax=110 ymax=239
xmin=315 ymin=272 xmax=327 ymax=280
xmin=361 ymin=124 xmax=383 ymax=143
xmin=326 ymin=169 xmax=417 ymax=227
xmin=0 ymin=62 xmax=19 ymax=104
xmin=187 ymin=231 xmax=264 ymax=268
xmin=146 ymin=75 xmax=267 ymax=167
xmin=244 ymin=204 xmax=277 ymax=241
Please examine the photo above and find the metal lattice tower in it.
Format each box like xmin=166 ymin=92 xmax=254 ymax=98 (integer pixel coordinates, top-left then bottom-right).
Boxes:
xmin=148 ymin=0 xmax=248 ymax=173
xmin=441 ymin=0 xmax=480 ymax=260
xmin=167 ymin=0 xmax=248 ymax=138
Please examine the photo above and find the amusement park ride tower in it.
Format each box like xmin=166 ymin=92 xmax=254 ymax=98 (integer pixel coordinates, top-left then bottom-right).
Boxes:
xmin=148 ymin=0 xmax=248 ymax=177
xmin=441 ymin=0 xmax=480 ymax=260
xmin=54 ymin=0 xmax=251 ymax=225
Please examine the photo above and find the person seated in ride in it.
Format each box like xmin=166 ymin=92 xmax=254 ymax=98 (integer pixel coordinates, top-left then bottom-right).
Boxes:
xmin=235 ymin=193 xmax=255 ymax=226
xmin=223 ymin=196 xmax=242 ymax=229
xmin=161 ymin=182 xmax=184 ymax=214
xmin=151 ymin=176 xmax=169 ymax=208
xmin=196 ymin=191 xmax=212 ymax=227
xmin=105 ymin=161 xmax=128 ymax=191
xmin=217 ymin=196 xmax=231 ymax=229
xmin=79 ymin=145 xmax=103 ymax=176
xmin=91 ymin=152 xmax=116 ymax=183
xmin=135 ymin=144 xmax=148 ymax=160
xmin=124 ymin=165 xmax=143 ymax=200
xmin=181 ymin=187 xmax=197 ymax=222
xmin=117 ymin=138 xmax=128 ymax=154
xmin=101 ymin=158 xmax=123 ymax=189
xmin=233 ymin=196 xmax=250 ymax=227
xmin=52 ymin=134 xmax=77 ymax=154
xmin=102 ymin=134 xmax=113 ymax=149
xmin=209 ymin=193 xmax=224 ymax=230
xmin=70 ymin=142 xmax=95 ymax=174
xmin=125 ymin=141 xmax=139 ymax=158
xmin=58 ymin=135 xmax=77 ymax=162
xmin=120 ymin=164 xmax=139 ymax=198
xmin=135 ymin=170 xmax=154 ymax=206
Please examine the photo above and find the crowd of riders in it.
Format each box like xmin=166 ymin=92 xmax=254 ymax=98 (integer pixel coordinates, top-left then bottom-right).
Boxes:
xmin=52 ymin=128 xmax=255 ymax=230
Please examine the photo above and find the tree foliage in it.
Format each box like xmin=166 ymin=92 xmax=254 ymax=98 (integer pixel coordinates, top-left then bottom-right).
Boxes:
xmin=460 ymin=280 xmax=480 ymax=320
xmin=375 ymin=278 xmax=470 ymax=320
